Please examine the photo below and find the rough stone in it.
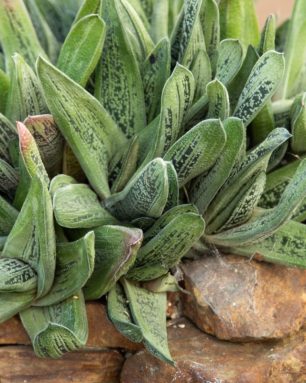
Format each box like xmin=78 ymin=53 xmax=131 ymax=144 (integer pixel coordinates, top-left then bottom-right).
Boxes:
xmin=0 ymin=346 xmax=123 ymax=383
xmin=181 ymin=255 xmax=306 ymax=341
xmin=121 ymin=318 xmax=306 ymax=383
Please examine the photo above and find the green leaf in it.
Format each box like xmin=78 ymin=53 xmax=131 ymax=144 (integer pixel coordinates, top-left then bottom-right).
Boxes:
xmin=206 ymin=79 xmax=230 ymax=120
xmin=290 ymin=93 xmax=306 ymax=153
xmin=250 ymin=102 xmax=275 ymax=146
xmin=259 ymin=15 xmax=276 ymax=55
xmin=122 ymin=279 xmax=173 ymax=364
xmin=230 ymin=218 xmax=306 ymax=268
xmin=20 ymin=292 xmax=88 ymax=358
xmin=24 ymin=0 xmax=60 ymax=63
xmin=49 ymin=174 xmax=77 ymax=198
xmin=128 ymin=212 xmax=205 ymax=281
xmin=0 ymin=69 xmax=10 ymax=113
xmin=84 ymin=226 xmax=142 ymax=300
xmin=207 ymin=159 xmax=306 ymax=247
xmin=277 ymin=0 xmax=306 ymax=98
xmin=142 ymin=38 xmax=171 ymax=123
xmin=0 ymin=0 xmax=45 ymax=72
xmin=0 ymin=196 xmax=18 ymax=235
xmin=95 ymin=0 xmax=146 ymax=138
xmin=6 ymin=54 xmax=48 ymax=123
xmin=0 ymin=159 xmax=19 ymax=199
xmin=53 ymin=183 xmax=117 ymax=229
xmin=275 ymin=19 xmax=290 ymax=53
xmin=2 ymin=177 xmax=56 ymax=298
xmin=62 ymin=144 xmax=86 ymax=183
xmin=74 ymin=0 xmax=102 ymax=23
xmin=190 ymin=48 xmax=212 ymax=102
xmin=164 ymin=119 xmax=226 ymax=187
xmin=234 ymin=51 xmax=285 ymax=126
xmin=24 ymin=114 xmax=64 ymax=177
xmin=0 ymin=258 xmax=37 ymax=292
xmin=104 ymin=158 xmax=169 ymax=221
xmin=215 ymin=39 xmax=243 ymax=85
xmin=107 ymin=282 xmax=143 ymax=343
xmin=0 ymin=289 xmax=35 ymax=324
xmin=164 ymin=162 xmax=179 ymax=211
xmin=190 ymin=117 xmax=245 ymax=215
xmin=219 ymin=0 xmax=260 ymax=50
xmin=57 ymin=15 xmax=106 ymax=87
xmin=34 ymin=232 xmax=95 ymax=306
xmin=0 ymin=114 xmax=17 ymax=164
xmin=150 ymin=0 xmax=169 ymax=42
xmin=37 ymin=56 xmax=127 ymax=199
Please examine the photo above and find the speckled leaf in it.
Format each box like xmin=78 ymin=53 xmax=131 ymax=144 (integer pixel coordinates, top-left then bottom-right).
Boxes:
xmin=200 ymin=0 xmax=219 ymax=69
xmin=24 ymin=0 xmax=60 ymax=63
xmin=164 ymin=119 xmax=226 ymax=187
xmin=62 ymin=144 xmax=86 ymax=183
xmin=122 ymin=278 xmax=173 ymax=364
xmin=0 ymin=258 xmax=37 ymax=293
xmin=20 ymin=292 xmax=88 ymax=358
xmin=190 ymin=48 xmax=212 ymax=101
xmin=207 ymin=159 xmax=306 ymax=247
xmin=190 ymin=117 xmax=245 ymax=215
xmin=171 ymin=0 xmax=203 ymax=64
xmin=230 ymin=218 xmax=306 ymax=268
xmin=0 ymin=114 xmax=17 ymax=164
xmin=49 ymin=174 xmax=77 ymax=198
xmin=128 ymin=212 xmax=205 ymax=281
xmin=57 ymin=15 xmax=106 ymax=87
xmin=24 ymin=114 xmax=64 ymax=177
xmin=0 ymin=0 xmax=45 ymax=72
xmin=277 ymin=0 xmax=306 ymax=98
xmin=17 ymin=122 xmax=49 ymax=185
xmin=206 ymin=79 xmax=230 ymax=120
xmin=234 ymin=51 xmax=285 ymax=126
xmin=53 ymin=183 xmax=117 ymax=229
xmin=143 ymin=38 xmax=171 ymax=123
xmin=107 ymin=282 xmax=143 ymax=343
xmin=143 ymin=273 xmax=180 ymax=293
xmin=84 ymin=226 xmax=142 ymax=300
xmin=2 ymin=177 xmax=56 ymax=298
xmin=95 ymin=0 xmax=146 ymax=138
xmin=34 ymin=232 xmax=95 ymax=306
xmin=259 ymin=15 xmax=276 ymax=55
xmin=0 ymin=159 xmax=19 ymax=198
xmin=219 ymin=0 xmax=260 ymax=49
xmin=215 ymin=39 xmax=243 ymax=85
xmin=104 ymin=158 xmax=169 ymax=221
xmin=290 ymin=93 xmax=306 ymax=153
xmin=0 ymin=195 xmax=18 ymax=235
xmin=164 ymin=162 xmax=179 ymax=211
xmin=37 ymin=57 xmax=127 ymax=199
xmin=6 ymin=54 xmax=48 ymax=123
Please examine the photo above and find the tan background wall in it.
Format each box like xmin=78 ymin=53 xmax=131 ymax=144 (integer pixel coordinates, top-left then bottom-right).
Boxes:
xmin=256 ymin=0 xmax=294 ymax=26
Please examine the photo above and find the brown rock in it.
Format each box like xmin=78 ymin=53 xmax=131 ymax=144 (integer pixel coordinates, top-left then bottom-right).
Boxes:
xmin=181 ymin=255 xmax=306 ymax=341
xmin=0 ymin=303 xmax=141 ymax=351
xmin=121 ymin=318 xmax=306 ymax=383
xmin=0 ymin=346 xmax=123 ymax=383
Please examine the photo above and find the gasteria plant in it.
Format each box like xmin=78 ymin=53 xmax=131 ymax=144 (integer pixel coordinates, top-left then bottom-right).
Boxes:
xmin=0 ymin=0 xmax=306 ymax=365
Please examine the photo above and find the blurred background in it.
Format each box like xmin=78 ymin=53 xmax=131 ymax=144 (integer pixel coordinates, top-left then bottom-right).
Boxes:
xmin=256 ymin=0 xmax=294 ymax=26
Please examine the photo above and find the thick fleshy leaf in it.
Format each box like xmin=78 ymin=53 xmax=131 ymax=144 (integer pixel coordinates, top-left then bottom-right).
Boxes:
xmin=20 ymin=292 xmax=88 ymax=358
xmin=230 ymin=218 xmax=306 ymax=268
xmin=24 ymin=0 xmax=60 ymax=63
xmin=49 ymin=174 xmax=77 ymax=198
xmin=207 ymin=159 xmax=306 ymax=247
xmin=290 ymin=93 xmax=306 ymax=153
xmin=0 ymin=114 xmax=17 ymax=164
xmin=215 ymin=39 xmax=243 ymax=85
xmin=150 ymin=0 xmax=169 ymax=42
xmin=0 ymin=258 xmax=37 ymax=292
xmin=34 ymin=232 xmax=95 ymax=306
xmin=206 ymin=79 xmax=230 ymax=120
xmin=95 ymin=0 xmax=146 ymax=138
xmin=2 ymin=177 xmax=56 ymax=298
xmin=122 ymin=278 xmax=173 ymax=364
xmin=190 ymin=48 xmax=212 ymax=101
xmin=219 ymin=0 xmax=260 ymax=49
xmin=62 ymin=144 xmax=86 ymax=183
xmin=142 ymin=38 xmax=171 ymax=123
xmin=74 ymin=0 xmax=102 ymax=23
xmin=190 ymin=118 xmax=245 ymax=215
xmin=0 ymin=69 xmax=10 ymax=113
xmin=107 ymin=282 xmax=143 ymax=343
xmin=164 ymin=162 xmax=179 ymax=211
xmin=200 ymin=0 xmax=219 ymax=69
xmin=233 ymin=51 xmax=285 ymax=126
xmin=164 ymin=119 xmax=226 ymax=187
xmin=0 ymin=196 xmax=18 ymax=236
xmin=250 ymin=103 xmax=275 ymax=146
xmin=37 ymin=56 xmax=127 ymax=199
xmin=128 ymin=212 xmax=205 ymax=281
xmin=277 ymin=0 xmax=306 ymax=98
xmin=53 ymin=183 xmax=117 ymax=229
xmin=0 ymin=0 xmax=45 ymax=72
xmin=24 ymin=114 xmax=64 ymax=177
xmin=259 ymin=15 xmax=276 ymax=55
xmin=84 ymin=226 xmax=142 ymax=300
xmin=205 ymin=128 xmax=291 ymax=232
xmin=104 ymin=158 xmax=169 ymax=221
xmin=0 ymin=159 xmax=19 ymax=198
xmin=0 ymin=289 xmax=35 ymax=324
xmin=6 ymin=54 xmax=48 ymax=123
xmin=57 ymin=15 xmax=106 ymax=87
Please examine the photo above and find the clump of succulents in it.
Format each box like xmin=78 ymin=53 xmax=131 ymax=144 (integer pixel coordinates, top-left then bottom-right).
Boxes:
xmin=0 ymin=0 xmax=306 ymax=365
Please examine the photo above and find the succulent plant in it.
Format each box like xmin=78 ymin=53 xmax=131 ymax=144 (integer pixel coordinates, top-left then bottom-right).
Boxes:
xmin=0 ymin=0 xmax=306 ymax=365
